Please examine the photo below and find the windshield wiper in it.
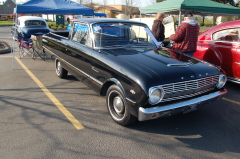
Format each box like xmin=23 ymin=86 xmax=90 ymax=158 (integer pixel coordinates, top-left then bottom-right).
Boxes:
xmin=132 ymin=44 xmax=150 ymax=46
xmin=130 ymin=44 xmax=156 ymax=48
xmin=104 ymin=45 xmax=124 ymax=48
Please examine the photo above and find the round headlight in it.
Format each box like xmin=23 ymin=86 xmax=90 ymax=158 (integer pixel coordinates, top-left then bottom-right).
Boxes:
xmin=149 ymin=87 xmax=165 ymax=105
xmin=216 ymin=74 xmax=227 ymax=89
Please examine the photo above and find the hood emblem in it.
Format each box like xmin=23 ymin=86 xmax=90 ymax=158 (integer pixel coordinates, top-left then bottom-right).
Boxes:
xmin=130 ymin=89 xmax=135 ymax=94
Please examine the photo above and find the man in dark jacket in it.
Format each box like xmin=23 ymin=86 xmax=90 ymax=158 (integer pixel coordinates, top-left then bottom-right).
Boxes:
xmin=152 ymin=12 xmax=165 ymax=41
xmin=169 ymin=11 xmax=199 ymax=56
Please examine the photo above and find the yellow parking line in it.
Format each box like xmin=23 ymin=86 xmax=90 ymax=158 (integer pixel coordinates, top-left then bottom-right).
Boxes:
xmin=223 ymin=97 xmax=240 ymax=105
xmin=15 ymin=57 xmax=84 ymax=130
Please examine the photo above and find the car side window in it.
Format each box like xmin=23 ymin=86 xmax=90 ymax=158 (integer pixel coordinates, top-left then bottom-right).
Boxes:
xmin=72 ymin=23 xmax=91 ymax=46
xmin=213 ymin=29 xmax=240 ymax=42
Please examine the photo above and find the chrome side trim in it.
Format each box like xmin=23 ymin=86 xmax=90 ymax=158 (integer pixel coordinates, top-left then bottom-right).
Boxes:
xmin=198 ymin=40 xmax=238 ymax=44
xmin=198 ymin=40 xmax=212 ymax=42
xmin=227 ymin=76 xmax=240 ymax=84
xmin=138 ymin=89 xmax=227 ymax=121
xmin=44 ymin=47 xmax=103 ymax=86
xmin=126 ymin=98 xmax=136 ymax=104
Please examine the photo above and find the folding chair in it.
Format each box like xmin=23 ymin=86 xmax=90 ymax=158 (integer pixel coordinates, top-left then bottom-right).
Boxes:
xmin=31 ymin=34 xmax=46 ymax=60
xmin=18 ymin=33 xmax=46 ymax=60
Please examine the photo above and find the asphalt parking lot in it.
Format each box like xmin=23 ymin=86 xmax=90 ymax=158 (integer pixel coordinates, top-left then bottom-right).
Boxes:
xmin=1 ymin=26 xmax=240 ymax=159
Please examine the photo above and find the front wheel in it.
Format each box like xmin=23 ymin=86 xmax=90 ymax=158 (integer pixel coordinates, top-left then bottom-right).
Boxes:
xmin=106 ymin=85 xmax=137 ymax=126
xmin=55 ymin=59 xmax=68 ymax=79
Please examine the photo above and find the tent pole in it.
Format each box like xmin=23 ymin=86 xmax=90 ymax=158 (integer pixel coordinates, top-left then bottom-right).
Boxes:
xmin=140 ymin=10 xmax=142 ymax=22
xmin=178 ymin=9 xmax=182 ymax=26
xmin=139 ymin=1 xmax=141 ymax=22
xmin=12 ymin=12 xmax=18 ymax=70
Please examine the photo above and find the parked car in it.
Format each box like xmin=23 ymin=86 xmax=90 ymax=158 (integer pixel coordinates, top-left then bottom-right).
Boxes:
xmin=42 ymin=18 xmax=227 ymax=126
xmin=11 ymin=16 xmax=50 ymax=40
xmin=195 ymin=20 xmax=240 ymax=84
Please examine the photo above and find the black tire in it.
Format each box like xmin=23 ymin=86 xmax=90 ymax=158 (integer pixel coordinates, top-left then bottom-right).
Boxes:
xmin=55 ymin=59 xmax=68 ymax=79
xmin=106 ymin=84 xmax=137 ymax=126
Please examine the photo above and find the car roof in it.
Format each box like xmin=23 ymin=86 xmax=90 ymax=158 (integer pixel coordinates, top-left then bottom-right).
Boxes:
xmin=72 ymin=18 xmax=146 ymax=25
xmin=217 ymin=20 xmax=240 ymax=28
xmin=18 ymin=16 xmax=46 ymax=22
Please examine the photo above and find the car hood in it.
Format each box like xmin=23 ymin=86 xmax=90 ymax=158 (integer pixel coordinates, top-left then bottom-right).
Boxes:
xmin=105 ymin=48 xmax=219 ymax=85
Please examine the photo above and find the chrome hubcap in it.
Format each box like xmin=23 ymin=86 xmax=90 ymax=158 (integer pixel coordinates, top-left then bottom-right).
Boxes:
xmin=57 ymin=62 xmax=60 ymax=74
xmin=113 ymin=96 xmax=124 ymax=115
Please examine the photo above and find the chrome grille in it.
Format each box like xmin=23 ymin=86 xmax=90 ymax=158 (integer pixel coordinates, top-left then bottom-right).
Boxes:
xmin=161 ymin=75 xmax=219 ymax=102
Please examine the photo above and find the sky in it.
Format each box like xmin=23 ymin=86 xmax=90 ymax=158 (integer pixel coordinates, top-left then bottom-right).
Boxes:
xmin=15 ymin=0 xmax=152 ymax=8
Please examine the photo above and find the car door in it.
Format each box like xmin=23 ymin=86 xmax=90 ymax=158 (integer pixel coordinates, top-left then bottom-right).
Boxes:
xmin=64 ymin=22 xmax=93 ymax=86
xmin=211 ymin=29 xmax=239 ymax=77
xmin=232 ymin=31 xmax=240 ymax=80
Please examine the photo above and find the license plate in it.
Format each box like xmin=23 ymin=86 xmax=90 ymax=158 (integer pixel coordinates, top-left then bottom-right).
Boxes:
xmin=183 ymin=103 xmax=199 ymax=114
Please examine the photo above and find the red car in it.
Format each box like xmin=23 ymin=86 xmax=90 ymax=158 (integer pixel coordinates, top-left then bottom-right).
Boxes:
xmin=195 ymin=20 xmax=240 ymax=84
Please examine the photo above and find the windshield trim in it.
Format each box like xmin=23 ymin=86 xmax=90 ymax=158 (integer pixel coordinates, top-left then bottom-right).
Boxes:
xmin=91 ymin=22 xmax=157 ymax=50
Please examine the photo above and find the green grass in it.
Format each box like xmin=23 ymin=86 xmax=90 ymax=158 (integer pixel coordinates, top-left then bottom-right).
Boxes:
xmin=0 ymin=21 xmax=14 ymax=26
xmin=0 ymin=21 xmax=65 ymax=26
xmin=47 ymin=21 xmax=56 ymax=26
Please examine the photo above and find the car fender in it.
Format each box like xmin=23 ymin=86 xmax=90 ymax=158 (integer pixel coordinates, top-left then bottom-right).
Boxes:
xmin=203 ymin=46 xmax=223 ymax=66
xmin=101 ymin=78 xmax=126 ymax=98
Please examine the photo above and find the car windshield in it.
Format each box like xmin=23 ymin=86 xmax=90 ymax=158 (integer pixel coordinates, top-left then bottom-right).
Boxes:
xmin=92 ymin=22 xmax=156 ymax=49
xmin=25 ymin=20 xmax=46 ymax=26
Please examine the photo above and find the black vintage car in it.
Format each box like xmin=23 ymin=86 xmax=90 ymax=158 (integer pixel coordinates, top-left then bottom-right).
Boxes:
xmin=42 ymin=18 xmax=227 ymax=126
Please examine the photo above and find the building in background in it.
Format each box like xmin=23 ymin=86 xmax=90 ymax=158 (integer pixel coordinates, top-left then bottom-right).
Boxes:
xmin=0 ymin=0 xmax=16 ymax=17
xmin=85 ymin=4 xmax=140 ymax=18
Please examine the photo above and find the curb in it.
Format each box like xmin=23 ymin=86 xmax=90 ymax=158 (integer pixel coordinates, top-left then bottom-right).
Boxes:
xmin=0 ymin=41 xmax=11 ymax=54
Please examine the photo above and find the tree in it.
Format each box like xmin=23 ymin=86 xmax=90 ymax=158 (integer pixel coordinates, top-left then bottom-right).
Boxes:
xmin=76 ymin=0 xmax=83 ymax=4
xmin=121 ymin=0 xmax=139 ymax=17
xmin=102 ymin=0 xmax=108 ymax=6
xmin=236 ymin=0 xmax=240 ymax=7
xmin=204 ymin=0 xmax=235 ymax=25
xmin=94 ymin=0 xmax=109 ymax=15
xmin=211 ymin=0 xmax=235 ymax=6
xmin=156 ymin=0 xmax=165 ymax=2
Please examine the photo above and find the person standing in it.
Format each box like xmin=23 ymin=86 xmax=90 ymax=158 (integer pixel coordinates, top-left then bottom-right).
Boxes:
xmin=152 ymin=12 xmax=165 ymax=42
xmin=67 ymin=17 xmax=70 ymax=24
xmin=169 ymin=11 xmax=199 ymax=56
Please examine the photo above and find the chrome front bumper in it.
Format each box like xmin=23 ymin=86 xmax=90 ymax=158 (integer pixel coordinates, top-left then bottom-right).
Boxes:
xmin=227 ymin=76 xmax=240 ymax=84
xmin=138 ymin=89 xmax=227 ymax=121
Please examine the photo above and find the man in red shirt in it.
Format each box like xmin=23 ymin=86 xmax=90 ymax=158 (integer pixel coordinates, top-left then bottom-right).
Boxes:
xmin=169 ymin=11 xmax=199 ymax=56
